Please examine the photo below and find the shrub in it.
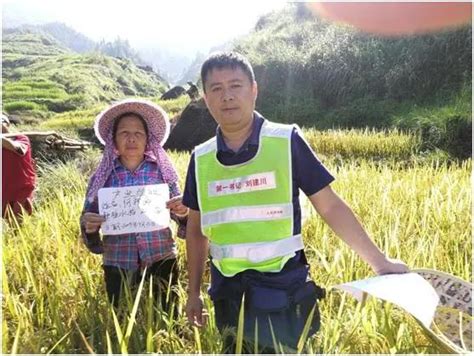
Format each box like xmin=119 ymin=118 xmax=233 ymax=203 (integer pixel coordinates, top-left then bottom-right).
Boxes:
xmin=441 ymin=116 xmax=472 ymax=159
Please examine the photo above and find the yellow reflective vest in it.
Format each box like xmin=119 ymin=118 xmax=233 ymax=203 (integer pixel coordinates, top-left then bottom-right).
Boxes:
xmin=195 ymin=120 xmax=304 ymax=276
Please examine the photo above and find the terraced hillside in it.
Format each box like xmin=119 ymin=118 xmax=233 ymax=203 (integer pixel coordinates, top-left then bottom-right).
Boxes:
xmin=2 ymin=30 xmax=168 ymax=121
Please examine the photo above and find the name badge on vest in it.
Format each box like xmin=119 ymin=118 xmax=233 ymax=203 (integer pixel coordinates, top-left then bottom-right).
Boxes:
xmin=208 ymin=171 xmax=276 ymax=197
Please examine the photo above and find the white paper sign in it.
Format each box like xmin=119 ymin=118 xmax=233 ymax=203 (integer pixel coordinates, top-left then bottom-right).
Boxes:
xmin=98 ymin=184 xmax=170 ymax=235
xmin=333 ymin=273 xmax=440 ymax=328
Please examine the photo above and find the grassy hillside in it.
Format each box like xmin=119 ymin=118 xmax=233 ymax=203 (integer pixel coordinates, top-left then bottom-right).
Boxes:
xmin=2 ymin=30 xmax=168 ymax=122
xmin=235 ymin=3 xmax=471 ymax=158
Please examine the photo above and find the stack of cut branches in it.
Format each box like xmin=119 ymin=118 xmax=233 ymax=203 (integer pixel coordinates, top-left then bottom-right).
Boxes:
xmin=19 ymin=131 xmax=93 ymax=151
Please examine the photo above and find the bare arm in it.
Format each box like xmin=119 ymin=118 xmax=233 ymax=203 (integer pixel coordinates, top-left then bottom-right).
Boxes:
xmin=185 ymin=208 xmax=209 ymax=326
xmin=2 ymin=131 xmax=60 ymax=139
xmin=309 ymin=185 xmax=408 ymax=275
xmin=2 ymin=136 xmax=27 ymax=156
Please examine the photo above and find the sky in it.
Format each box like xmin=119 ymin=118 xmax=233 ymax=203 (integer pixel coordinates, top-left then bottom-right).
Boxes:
xmin=2 ymin=0 xmax=288 ymax=56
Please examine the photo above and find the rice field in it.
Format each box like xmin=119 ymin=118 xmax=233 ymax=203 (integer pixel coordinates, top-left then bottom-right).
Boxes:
xmin=2 ymin=128 xmax=471 ymax=353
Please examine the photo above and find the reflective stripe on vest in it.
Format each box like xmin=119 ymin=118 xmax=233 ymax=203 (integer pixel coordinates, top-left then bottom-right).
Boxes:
xmin=210 ymin=234 xmax=304 ymax=263
xmin=201 ymin=203 xmax=293 ymax=227
xmin=195 ymin=119 xmax=302 ymax=276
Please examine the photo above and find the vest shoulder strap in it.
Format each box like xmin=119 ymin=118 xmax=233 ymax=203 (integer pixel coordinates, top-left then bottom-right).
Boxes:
xmin=195 ymin=136 xmax=217 ymax=157
xmin=261 ymin=121 xmax=294 ymax=139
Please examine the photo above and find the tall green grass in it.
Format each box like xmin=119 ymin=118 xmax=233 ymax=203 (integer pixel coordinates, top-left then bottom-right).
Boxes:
xmin=2 ymin=130 xmax=471 ymax=353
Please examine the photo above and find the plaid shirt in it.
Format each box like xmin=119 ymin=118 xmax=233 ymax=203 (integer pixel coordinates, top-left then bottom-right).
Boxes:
xmin=82 ymin=154 xmax=186 ymax=270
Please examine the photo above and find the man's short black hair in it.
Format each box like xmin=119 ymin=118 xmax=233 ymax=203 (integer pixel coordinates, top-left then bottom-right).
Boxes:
xmin=200 ymin=52 xmax=255 ymax=92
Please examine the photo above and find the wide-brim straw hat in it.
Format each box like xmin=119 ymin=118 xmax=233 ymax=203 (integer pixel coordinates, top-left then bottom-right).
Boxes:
xmin=93 ymin=98 xmax=170 ymax=146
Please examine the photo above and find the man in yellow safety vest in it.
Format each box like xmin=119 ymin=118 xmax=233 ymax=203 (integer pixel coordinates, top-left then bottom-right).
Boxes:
xmin=182 ymin=51 xmax=409 ymax=353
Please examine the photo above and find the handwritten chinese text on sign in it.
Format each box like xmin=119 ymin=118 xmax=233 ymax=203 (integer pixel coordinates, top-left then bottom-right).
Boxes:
xmin=98 ymin=184 xmax=170 ymax=235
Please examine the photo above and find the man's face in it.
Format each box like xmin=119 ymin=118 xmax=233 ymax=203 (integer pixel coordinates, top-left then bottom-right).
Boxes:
xmin=203 ymin=67 xmax=258 ymax=132
xmin=114 ymin=115 xmax=147 ymax=161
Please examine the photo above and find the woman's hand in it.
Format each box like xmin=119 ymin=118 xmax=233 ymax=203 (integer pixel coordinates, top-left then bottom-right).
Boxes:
xmin=166 ymin=195 xmax=189 ymax=217
xmin=82 ymin=212 xmax=106 ymax=233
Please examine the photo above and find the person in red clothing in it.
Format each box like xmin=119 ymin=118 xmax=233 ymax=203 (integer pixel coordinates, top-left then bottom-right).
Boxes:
xmin=2 ymin=114 xmax=36 ymax=219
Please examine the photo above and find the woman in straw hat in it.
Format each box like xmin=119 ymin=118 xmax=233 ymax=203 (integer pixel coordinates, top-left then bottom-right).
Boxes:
xmin=80 ymin=99 xmax=187 ymax=311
